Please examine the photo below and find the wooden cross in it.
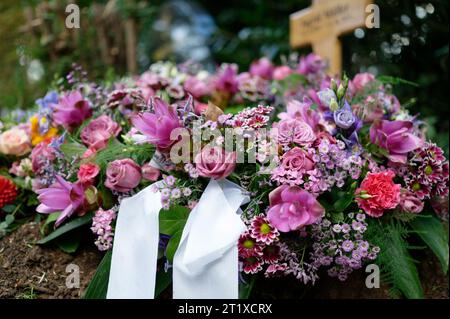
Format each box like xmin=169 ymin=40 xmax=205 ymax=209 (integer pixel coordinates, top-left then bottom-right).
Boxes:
xmin=290 ymin=0 xmax=372 ymax=76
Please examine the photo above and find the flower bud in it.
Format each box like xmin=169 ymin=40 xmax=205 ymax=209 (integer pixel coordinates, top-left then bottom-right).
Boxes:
xmin=330 ymin=99 xmax=339 ymax=112
xmin=337 ymin=84 xmax=346 ymax=100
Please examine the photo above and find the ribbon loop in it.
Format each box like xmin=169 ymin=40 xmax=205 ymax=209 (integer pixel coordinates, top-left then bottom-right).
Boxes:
xmin=107 ymin=179 xmax=248 ymax=299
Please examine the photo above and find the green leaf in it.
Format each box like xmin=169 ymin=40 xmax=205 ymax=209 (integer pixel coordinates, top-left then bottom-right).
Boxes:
xmin=410 ymin=214 xmax=449 ymax=274
xmin=368 ymin=220 xmax=424 ymax=299
xmin=159 ymin=205 xmax=189 ymax=235
xmin=155 ymin=269 xmax=172 ymax=298
xmin=239 ymin=275 xmax=256 ymax=299
xmin=98 ymin=186 xmax=114 ymax=210
xmin=55 ymin=230 xmax=82 ymax=254
xmin=165 ymin=230 xmax=182 ymax=263
xmin=5 ymin=214 xmax=15 ymax=225
xmin=60 ymin=142 xmax=87 ymax=159
xmin=84 ymin=250 xmax=112 ymax=299
xmin=377 ymin=75 xmax=419 ymax=87
xmin=1 ymin=205 xmax=16 ymax=214
xmin=95 ymin=140 xmax=155 ymax=170
xmin=37 ymin=212 xmax=94 ymax=244
xmin=225 ymin=104 xmax=246 ymax=115
xmin=333 ymin=194 xmax=354 ymax=212
xmin=40 ymin=212 xmax=60 ymax=235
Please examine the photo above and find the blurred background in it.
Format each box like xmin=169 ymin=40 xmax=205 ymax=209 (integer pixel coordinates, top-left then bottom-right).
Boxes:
xmin=0 ymin=0 xmax=448 ymax=149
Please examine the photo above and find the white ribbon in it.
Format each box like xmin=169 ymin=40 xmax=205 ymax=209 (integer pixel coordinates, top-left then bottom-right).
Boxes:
xmin=107 ymin=179 xmax=248 ymax=299
xmin=106 ymin=185 xmax=162 ymax=299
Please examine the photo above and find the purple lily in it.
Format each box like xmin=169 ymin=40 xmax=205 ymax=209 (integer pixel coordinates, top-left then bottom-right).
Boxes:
xmin=36 ymin=175 xmax=85 ymax=227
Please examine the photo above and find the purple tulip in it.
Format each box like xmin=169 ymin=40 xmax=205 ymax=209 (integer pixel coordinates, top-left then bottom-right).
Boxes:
xmin=36 ymin=175 xmax=85 ymax=227
xmin=131 ymin=97 xmax=182 ymax=150
xmin=370 ymin=120 xmax=423 ymax=163
xmin=52 ymin=91 xmax=92 ymax=129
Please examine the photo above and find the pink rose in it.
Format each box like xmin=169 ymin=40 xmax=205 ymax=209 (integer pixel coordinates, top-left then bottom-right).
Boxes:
xmin=273 ymin=66 xmax=292 ymax=81
xmin=31 ymin=141 xmax=56 ymax=173
xmin=370 ymin=120 xmax=423 ymax=163
xmin=0 ymin=128 xmax=31 ymax=156
xmin=356 ymin=171 xmax=401 ymax=218
xmin=399 ymin=190 xmax=424 ymax=214
xmin=142 ymin=163 xmax=161 ymax=181
xmin=195 ymin=146 xmax=236 ymax=180
xmin=80 ymin=115 xmax=121 ymax=151
xmin=77 ymin=163 xmax=100 ymax=186
xmin=267 ymin=185 xmax=324 ymax=232
xmin=349 ymin=72 xmax=375 ymax=93
xmin=281 ymin=147 xmax=314 ymax=172
xmin=276 ymin=118 xmax=316 ymax=146
xmin=105 ymin=158 xmax=142 ymax=193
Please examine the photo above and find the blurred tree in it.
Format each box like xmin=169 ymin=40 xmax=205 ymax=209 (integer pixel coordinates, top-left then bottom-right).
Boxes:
xmin=1 ymin=0 xmax=448 ymax=150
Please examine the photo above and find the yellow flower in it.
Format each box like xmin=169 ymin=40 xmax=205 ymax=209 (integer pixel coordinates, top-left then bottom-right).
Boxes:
xmin=30 ymin=115 xmax=59 ymax=146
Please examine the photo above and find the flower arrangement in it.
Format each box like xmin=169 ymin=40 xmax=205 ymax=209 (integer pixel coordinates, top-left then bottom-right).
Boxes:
xmin=0 ymin=54 xmax=448 ymax=299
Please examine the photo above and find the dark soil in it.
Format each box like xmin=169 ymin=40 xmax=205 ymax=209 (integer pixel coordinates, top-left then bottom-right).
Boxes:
xmin=0 ymin=222 xmax=101 ymax=299
xmin=0 ymin=222 xmax=448 ymax=299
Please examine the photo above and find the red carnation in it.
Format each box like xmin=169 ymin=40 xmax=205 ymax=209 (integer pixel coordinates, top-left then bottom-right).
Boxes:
xmin=355 ymin=171 xmax=401 ymax=217
xmin=0 ymin=176 xmax=18 ymax=209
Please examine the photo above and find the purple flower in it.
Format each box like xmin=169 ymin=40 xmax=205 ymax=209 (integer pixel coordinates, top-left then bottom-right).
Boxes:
xmin=249 ymin=57 xmax=274 ymax=79
xmin=131 ymin=97 xmax=182 ymax=150
xmin=52 ymin=91 xmax=92 ymax=129
xmin=298 ymin=53 xmax=324 ymax=75
xmin=213 ymin=64 xmax=239 ymax=94
xmin=334 ymin=102 xmax=357 ymax=129
xmin=184 ymin=76 xmax=209 ymax=99
xmin=36 ymin=175 xmax=85 ymax=227
xmin=278 ymin=98 xmax=321 ymax=132
xmin=36 ymin=91 xmax=58 ymax=111
xmin=370 ymin=120 xmax=423 ymax=163
xmin=91 ymin=208 xmax=116 ymax=251
xmin=342 ymin=240 xmax=354 ymax=252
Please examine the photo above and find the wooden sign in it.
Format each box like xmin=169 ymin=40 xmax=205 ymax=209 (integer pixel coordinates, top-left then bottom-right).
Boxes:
xmin=290 ymin=0 xmax=372 ymax=75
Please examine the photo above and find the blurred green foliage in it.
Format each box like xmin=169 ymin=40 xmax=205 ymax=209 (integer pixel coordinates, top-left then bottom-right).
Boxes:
xmin=0 ymin=0 xmax=448 ymax=148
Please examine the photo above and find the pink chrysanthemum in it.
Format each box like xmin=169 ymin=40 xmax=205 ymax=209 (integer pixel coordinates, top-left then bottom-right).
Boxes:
xmin=242 ymin=256 xmax=263 ymax=274
xmin=238 ymin=231 xmax=263 ymax=259
xmin=264 ymin=263 xmax=288 ymax=278
xmin=398 ymin=142 xmax=449 ymax=199
xmin=261 ymin=244 xmax=281 ymax=264
xmin=250 ymin=215 xmax=279 ymax=244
